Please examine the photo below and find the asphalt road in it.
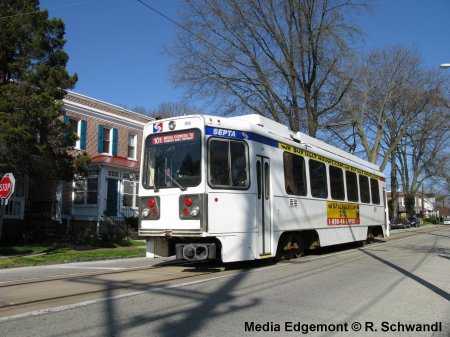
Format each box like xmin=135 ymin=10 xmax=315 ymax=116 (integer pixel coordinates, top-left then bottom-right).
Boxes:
xmin=0 ymin=226 xmax=449 ymax=337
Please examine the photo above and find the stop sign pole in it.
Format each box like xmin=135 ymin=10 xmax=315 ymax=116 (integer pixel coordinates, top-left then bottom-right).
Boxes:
xmin=0 ymin=173 xmax=15 ymax=206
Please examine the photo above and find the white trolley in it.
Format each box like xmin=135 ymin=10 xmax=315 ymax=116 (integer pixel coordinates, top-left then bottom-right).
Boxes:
xmin=139 ymin=114 xmax=388 ymax=263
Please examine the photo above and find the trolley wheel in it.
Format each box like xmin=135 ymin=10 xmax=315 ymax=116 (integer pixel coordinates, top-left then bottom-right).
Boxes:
xmin=277 ymin=233 xmax=304 ymax=260
xmin=365 ymin=230 xmax=374 ymax=244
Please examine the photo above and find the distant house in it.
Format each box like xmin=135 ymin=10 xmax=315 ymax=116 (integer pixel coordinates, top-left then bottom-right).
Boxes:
xmin=387 ymin=191 xmax=436 ymax=218
xmin=3 ymin=91 xmax=154 ymax=241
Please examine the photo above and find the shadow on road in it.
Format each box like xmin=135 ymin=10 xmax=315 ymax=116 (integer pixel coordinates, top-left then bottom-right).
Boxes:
xmin=65 ymin=264 xmax=258 ymax=337
xmin=359 ymin=248 xmax=450 ymax=302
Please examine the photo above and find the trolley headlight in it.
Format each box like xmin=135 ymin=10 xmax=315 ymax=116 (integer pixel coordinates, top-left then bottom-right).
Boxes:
xmin=190 ymin=206 xmax=200 ymax=217
xmin=142 ymin=208 xmax=150 ymax=218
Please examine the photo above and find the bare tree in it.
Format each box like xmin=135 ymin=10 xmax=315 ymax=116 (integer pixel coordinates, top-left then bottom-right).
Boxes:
xmin=397 ymin=91 xmax=450 ymax=216
xmin=171 ymin=0 xmax=368 ymax=136
xmin=337 ymin=46 xmax=449 ymax=217
xmin=340 ymin=46 xmax=428 ymax=169
xmin=150 ymin=101 xmax=203 ymax=119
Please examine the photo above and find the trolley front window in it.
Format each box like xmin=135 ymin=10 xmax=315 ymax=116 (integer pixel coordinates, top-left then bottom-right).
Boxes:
xmin=143 ymin=129 xmax=201 ymax=190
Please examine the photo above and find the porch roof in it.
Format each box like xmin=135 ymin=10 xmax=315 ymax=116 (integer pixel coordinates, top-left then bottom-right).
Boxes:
xmin=90 ymin=155 xmax=140 ymax=171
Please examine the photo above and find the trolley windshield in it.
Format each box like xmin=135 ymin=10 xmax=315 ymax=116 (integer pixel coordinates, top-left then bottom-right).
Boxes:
xmin=143 ymin=129 xmax=201 ymax=190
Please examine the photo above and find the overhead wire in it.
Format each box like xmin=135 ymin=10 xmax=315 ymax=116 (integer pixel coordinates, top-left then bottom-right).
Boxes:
xmin=135 ymin=0 xmax=231 ymax=58
xmin=135 ymin=0 xmax=295 ymax=103
xmin=136 ymin=0 xmax=330 ymax=133
xmin=0 ymin=0 xmax=98 ymax=20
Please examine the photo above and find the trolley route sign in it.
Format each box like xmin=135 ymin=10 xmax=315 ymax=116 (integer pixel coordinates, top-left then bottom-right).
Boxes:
xmin=0 ymin=173 xmax=15 ymax=205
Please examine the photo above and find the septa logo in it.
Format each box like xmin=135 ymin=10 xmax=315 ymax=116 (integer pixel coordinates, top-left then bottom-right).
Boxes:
xmin=153 ymin=122 xmax=163 ymax=133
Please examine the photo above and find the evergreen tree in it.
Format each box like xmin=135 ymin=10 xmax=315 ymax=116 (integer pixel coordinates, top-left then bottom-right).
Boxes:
xmin=0 ymin=0 xmax=79 ymax=180
xmin=0 ymin=1 xmax=86 ymax=239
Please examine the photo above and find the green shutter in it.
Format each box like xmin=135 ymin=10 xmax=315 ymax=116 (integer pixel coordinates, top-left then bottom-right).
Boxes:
xmin=112 ymin=128 xmax=118 ymax=156
xmin=98 ymin=125 xmax=104 ymax=153
xmin=63 ymin=116 xmax=70 ymax=143
xmin=80 ymin=120 xmax=87 ymax=149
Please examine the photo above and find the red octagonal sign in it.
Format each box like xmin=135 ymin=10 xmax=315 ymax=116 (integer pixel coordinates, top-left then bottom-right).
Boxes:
xmin=0 ymin=173 xmax=15 ymax=203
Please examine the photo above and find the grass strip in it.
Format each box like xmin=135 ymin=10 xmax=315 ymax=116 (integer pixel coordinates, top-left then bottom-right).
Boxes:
xmin=0 ymin=240 xmax=146 ymax=269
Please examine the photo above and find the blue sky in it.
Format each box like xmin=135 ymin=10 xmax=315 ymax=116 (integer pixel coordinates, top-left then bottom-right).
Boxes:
xmin=41 ymin=0 xmax=450 ymax=112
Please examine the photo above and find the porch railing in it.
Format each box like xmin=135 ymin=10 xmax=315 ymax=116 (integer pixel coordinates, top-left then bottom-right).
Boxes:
xmin=4 ymin=197 xmax=25 ymax=220
xmin=102 ymin=207 xmax=139 ymax=237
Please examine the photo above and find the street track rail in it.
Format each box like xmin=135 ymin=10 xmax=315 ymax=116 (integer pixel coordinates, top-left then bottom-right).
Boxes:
xmin=0 ymin=226 xmax=445 ymax=319
xmin=0 ymin=260 xmax=191 ymax=288
xmin=0 ymin=260 xmax=226 ymax=317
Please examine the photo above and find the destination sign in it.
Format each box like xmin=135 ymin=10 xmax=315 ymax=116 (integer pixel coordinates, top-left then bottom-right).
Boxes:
xmin=152 ymin=132 xmax=196 ymax=145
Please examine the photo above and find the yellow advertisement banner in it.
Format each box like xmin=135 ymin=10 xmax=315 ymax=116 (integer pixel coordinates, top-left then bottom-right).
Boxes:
xmin=327 ymin=201 xmax=360 ymax=226
xmin=279 ymin=142 xmax=381 ymax=180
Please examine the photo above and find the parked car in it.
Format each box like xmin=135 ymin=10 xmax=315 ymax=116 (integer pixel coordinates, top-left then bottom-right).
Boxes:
xmin=407 ymin=216 xmax=420 ymax=227
xmin=444 ymin=218 xmax=450 ymax=225
xmin=390 ymin=218 xmax=411 ymax=229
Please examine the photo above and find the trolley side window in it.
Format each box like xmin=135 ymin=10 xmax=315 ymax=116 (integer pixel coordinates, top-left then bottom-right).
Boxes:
xmin=329 ymin=166 xmax=345 ymax=200
xmin=370 ymin=178 xmax=380 ymax=204
xmin=359 ymin=175 xmax=371 ymax=203
xmin=309 ymin=159 xmax=328 ymax=199
xmin=208 ymin=139 xmax=249 ymax=189
xmin=283 ymin=152 xmax=307 ymax=196
xmin=346 ymin=171 xmax=359 ymax=202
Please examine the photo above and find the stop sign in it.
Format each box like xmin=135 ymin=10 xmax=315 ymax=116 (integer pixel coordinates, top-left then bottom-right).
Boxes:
xmin=0 ymin=173 xmax=15 ymax=204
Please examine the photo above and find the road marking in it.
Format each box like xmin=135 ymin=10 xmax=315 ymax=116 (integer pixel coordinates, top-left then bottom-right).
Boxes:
xmin=0 ymin=270 xmax=260 ymax=323
xmin=1 ymin=227 xmax=447 ymax=323
xmin=0 ymin=251 xmax=370 ymax=323
xmin=48 ymin=266 xmax=125 ymax=270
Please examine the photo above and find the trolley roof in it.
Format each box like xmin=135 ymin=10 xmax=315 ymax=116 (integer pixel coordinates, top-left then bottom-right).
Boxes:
xmin=207 ymin=114 xmax=383 ymax=177
xmin=145 ymin=114 xmax=384 ymax=177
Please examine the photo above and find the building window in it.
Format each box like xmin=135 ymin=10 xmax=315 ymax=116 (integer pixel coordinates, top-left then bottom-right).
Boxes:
xmin=65 ymin=117 xmax=86 ymax=149
xmin=98 ymin=126 xmax=118 ymax=155
xmin=108 ymin=171 xmax=119 ymax=178
xmin=128 ymin=134 xmax=137 ymax=159
xmin=309 ymin=159 xmax=327 ymax=199
xmin=123 ymin=180 xmax=139 ymax=209
xmin=283 ymin=152 xmax=307 ymax=196
xmin=74 ymin=171 xmax=98 ymax=205
xmin=69 ymin=119 xmax=79 ymax=148
xmin=103 ymin=128 xmax=111 ymax=154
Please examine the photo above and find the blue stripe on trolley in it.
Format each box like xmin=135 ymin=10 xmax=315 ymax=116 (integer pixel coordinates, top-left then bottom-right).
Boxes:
xmin=205 ymin=126 xmax=278 ymax=148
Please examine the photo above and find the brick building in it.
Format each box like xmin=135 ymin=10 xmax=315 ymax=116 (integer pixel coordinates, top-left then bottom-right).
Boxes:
xmin=3 ymin=91 xmax=154 ymax=241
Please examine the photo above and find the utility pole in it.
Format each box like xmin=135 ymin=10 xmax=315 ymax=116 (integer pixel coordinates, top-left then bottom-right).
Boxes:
xmin=421 ymin=182 xmax=424 ymax=217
